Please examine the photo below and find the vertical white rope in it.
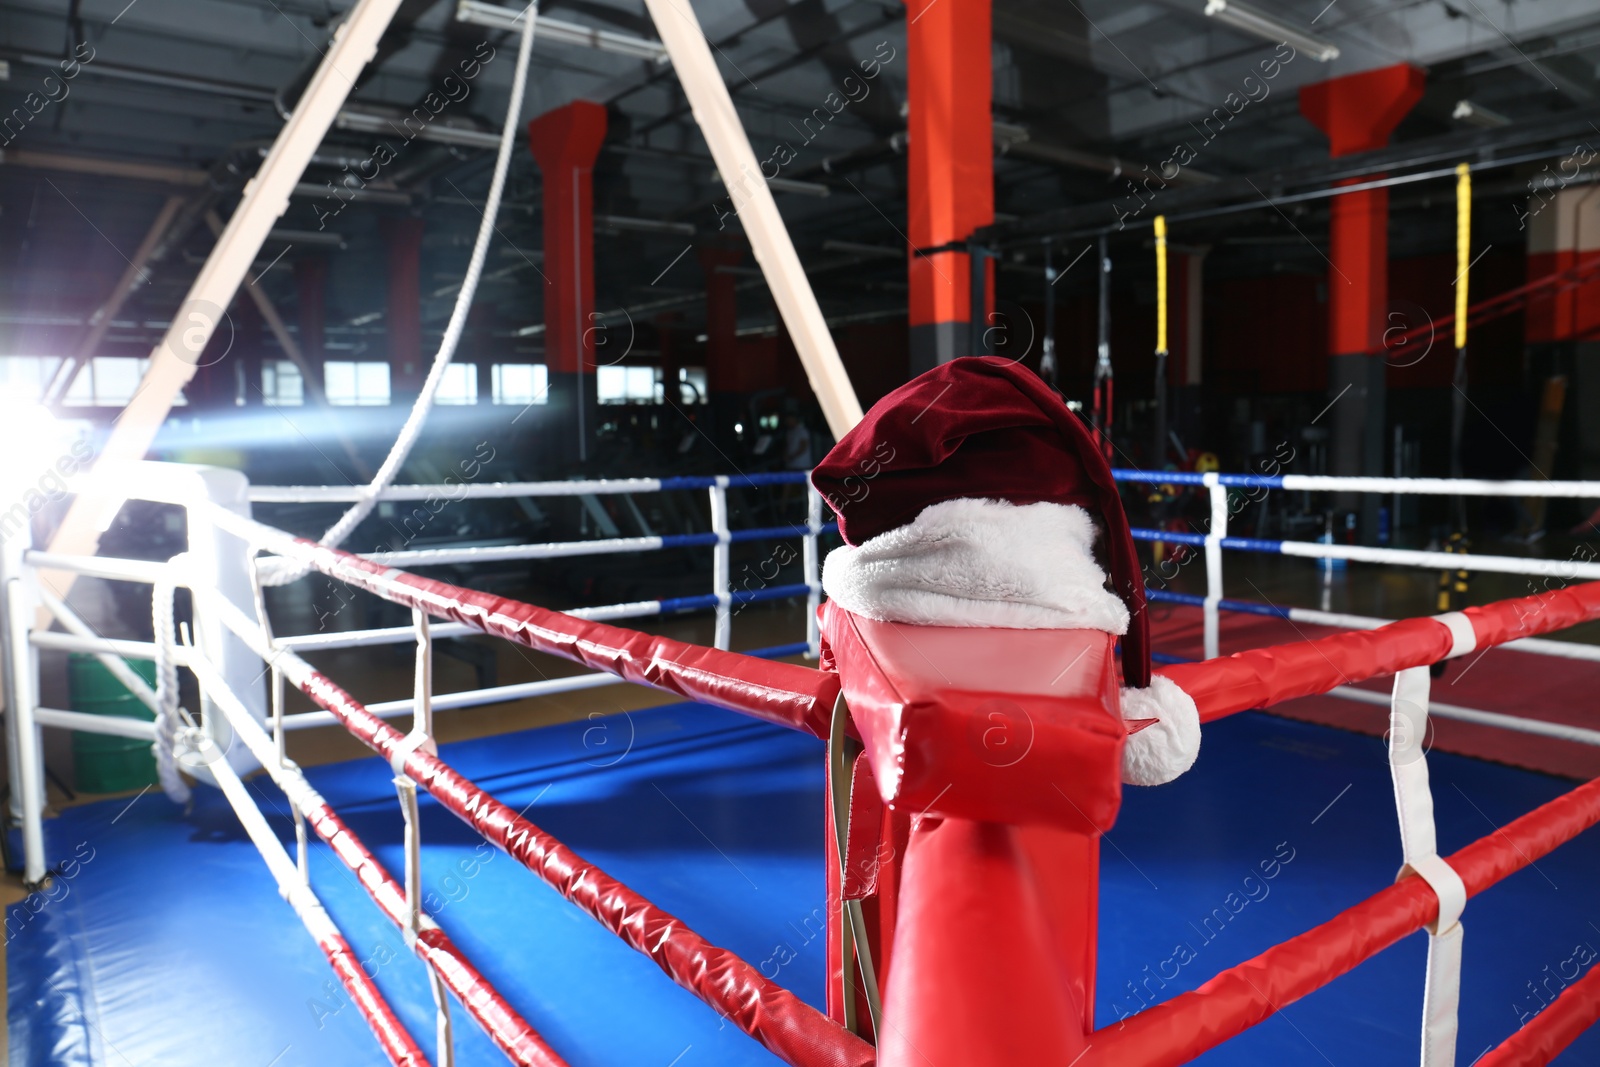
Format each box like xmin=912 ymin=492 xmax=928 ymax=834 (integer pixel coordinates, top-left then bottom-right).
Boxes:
xmin=251 ymin=556 xmax=308 ymax=881
xmin=152 ymin=554 xmax=194 ymax=805
xmin=710 ymin=484 xmax=731 ymax=650
xmin=1389 ymin=665 xmax=1467 ymax=1067
xmin=395 ymin=604 xmax=451 ymax=1064
xmin=258 ymin=3 xmax=539 ymax=586
xmin=1203 ymin=473 xmax=1225 ymax=660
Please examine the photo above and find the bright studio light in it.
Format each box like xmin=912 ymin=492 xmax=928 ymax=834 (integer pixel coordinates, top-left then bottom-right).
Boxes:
xmin=0 ymin=397 xmax=73 ymax=500
xmin=1203 ymin=0 xmax=1341 ymax=62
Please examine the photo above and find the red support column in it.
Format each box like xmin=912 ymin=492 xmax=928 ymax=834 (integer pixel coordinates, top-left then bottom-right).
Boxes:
xmin=294 ymin=255 xmax=327 ymax=399
xmin=655 ymin=311 xmax=682 ymax=406
xmin=382 ymin=216 xmax=426 ymax=403
xmin=1300 ymin=64 xmax=1423 ymax=534
xmin=905 ymin=0 xmax=993 ymax=374
xmin=528 ymin=99 xmax=607 ymax=463
xmin=698 ymin=245 xmax=744 ymax=393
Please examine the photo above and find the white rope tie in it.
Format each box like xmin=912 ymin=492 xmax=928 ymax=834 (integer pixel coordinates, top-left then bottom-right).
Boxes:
xmin=152 ymin=553 xmax=193 ymax=805
xmin=257 ymin=3 xmax=540 ymax=588
xmin=1389 ymin=664 xmax=1466 ymax=1067
xmin=1434 ymin=611 xmax=1477 ymax=659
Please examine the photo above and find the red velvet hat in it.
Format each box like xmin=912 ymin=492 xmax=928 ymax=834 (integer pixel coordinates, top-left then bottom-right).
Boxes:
xmin=811 ymin=356 xmax=1149 ymax=687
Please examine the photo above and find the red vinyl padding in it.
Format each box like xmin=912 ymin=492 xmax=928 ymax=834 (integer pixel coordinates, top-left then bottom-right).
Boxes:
xmin=819 ymin=601 xmax=1125 ymax=832
xmin=1160 ymin=581 xmax=1600 ymax=721
xmin=292 ymin=538 xmax=841 ymax=738
xmin=877 ymin=818 xmax=1093 ymax=1067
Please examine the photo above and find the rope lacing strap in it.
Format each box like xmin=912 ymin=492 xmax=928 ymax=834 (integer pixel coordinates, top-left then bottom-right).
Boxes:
xmin=152 ymin=552 xmax=194 ymax=805
xmin=254 ymin=0 xmax=538 ymax=597
xmin=1389 ymin=664 xmax=1466 ymax=1067
xmin=1433 ymin=611 xmax=1477 ymax=659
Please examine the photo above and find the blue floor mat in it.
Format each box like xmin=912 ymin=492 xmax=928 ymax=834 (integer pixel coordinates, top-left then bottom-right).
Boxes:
xmin=9 ymin=706 xmax=1600 ymax=1065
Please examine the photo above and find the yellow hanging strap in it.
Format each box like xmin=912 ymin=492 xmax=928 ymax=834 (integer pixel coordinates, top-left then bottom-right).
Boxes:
xmin=1155 ymin=214 xmax=1169 ymax=356
xmin=1455 ymin=164 xmax=1470 ymax=350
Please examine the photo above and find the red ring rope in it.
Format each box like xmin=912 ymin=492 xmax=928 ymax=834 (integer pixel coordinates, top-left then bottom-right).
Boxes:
xmin=1159 ymin=581 xmax=1600 ymax=720
xmin=1077 ymin=771 xmax=1600 ymax=1065
xmin=320 ymin=929 xmax=431 ymax=1067
xmin=290 ymin=536 xmax=840 ymax=738
xmin=222 ymin=511 xmax=1600 ymax=1064
xmin=289 ymin=661 xmax=874 ymax=1067
xmin=1476 ymin=961 xmax=1600 ymax=1066
xmin=301 ymin=798 xmax=569 ymax=1066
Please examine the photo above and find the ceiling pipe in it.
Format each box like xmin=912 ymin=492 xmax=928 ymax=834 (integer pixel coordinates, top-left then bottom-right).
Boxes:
xmin=455 ymin=0 xmax=670 ymax=63
xmin=1203 ymin=0 xmax=1340 ymax=62
xmin=0 ymin=48 xmax=277 ymax=103
xmin=1453 ymin=100 xmax=1512 ymax=128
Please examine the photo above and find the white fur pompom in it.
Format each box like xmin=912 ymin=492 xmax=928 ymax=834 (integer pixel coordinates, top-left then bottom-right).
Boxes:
xmin=1119 ymin=675 xmax=1201 ymax=786
xmin=821 ymin=498 xmax=1130 ymax=633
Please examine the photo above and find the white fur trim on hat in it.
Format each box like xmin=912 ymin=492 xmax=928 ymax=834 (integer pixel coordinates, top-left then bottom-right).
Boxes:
xmin=1119 ymin=675 xmax=1201 ymax=786
xmin=821 ymin=497 xmax=1130 ymax=633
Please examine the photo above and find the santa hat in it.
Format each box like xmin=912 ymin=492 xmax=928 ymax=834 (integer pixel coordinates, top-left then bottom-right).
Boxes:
xmin=812 ymin=356 xmax=1199 ymax=786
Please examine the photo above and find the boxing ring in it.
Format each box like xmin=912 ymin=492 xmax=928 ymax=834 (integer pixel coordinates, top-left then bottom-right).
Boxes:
xmin=8 ymin=463 xmax=1600 ymax=1065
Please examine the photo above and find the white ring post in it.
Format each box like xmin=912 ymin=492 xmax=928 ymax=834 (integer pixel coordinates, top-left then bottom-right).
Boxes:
xmin=805 ymin=483 xmax=823 ymax=657
xmin=1204 ymin=473 xmax=1226 ymax=660
xmin=1 ymin=532 xmax=47 ymax=886
xmin=711 ymin=482 xmax=732 ymax=650
xmin=1389 ymin=665 xmax=1467 ymax=1067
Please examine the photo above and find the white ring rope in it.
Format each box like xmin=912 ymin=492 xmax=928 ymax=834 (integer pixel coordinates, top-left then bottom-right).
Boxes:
xmin=152 ymin=553 xmax=194 ymax=805
xmin=258 ymin=5 xmax=540 ymax=587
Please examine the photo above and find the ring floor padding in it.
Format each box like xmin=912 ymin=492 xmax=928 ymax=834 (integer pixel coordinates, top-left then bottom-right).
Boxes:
xmin=10 ymin=706 xmax=1600 ymax=1065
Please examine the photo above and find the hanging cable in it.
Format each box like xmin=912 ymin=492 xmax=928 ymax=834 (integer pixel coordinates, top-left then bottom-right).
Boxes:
xmin=258 ymin=4 xmax=540 ymax=586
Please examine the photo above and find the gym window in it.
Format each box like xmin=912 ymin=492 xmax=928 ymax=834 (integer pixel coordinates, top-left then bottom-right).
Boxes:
xmin=597 ymin=365 xmax=660 ymax=405
xmin=62 ymin=357 xmax=187 ymax=407
xmin=435 ymin=363 xmax=478 ymax=405
xmin=324 ymin=361 xmax=391 ymax=406
xmin=491 ymin=363 xmax=548 ymax=406
xmin=261 ymin=360 xmax=304 ymax=406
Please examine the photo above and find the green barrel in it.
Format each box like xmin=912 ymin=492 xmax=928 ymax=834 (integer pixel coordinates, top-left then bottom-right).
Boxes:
xmin=68 ymin=653 xmax=159 ymax=794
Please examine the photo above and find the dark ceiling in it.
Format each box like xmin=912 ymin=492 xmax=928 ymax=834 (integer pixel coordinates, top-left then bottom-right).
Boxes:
xmin=3 ymin=0 xmax=1600 ymax=372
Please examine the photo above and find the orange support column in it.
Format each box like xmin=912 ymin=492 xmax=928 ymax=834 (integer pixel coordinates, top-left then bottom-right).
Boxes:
xmin=1300 ymin=64 xmax=1423 ymax=535
xmin=528 ymin=99 xmax=607 ymax=463
xmin=905 ymin=0 xmax=993 ymax=374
